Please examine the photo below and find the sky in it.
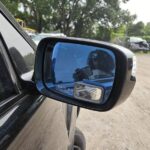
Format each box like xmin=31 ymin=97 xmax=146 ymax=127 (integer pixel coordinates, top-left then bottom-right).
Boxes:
xmin=121 ymin=0 xmax=150 ymax=24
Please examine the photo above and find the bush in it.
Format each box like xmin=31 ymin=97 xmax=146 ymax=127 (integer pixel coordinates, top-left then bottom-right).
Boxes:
xmin=142 ymin=36 xmax=150 ymax=42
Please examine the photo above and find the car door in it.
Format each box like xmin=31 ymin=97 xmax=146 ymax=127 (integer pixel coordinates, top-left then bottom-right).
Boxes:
xmin=0 ymin=2 xmax=76 ymax=150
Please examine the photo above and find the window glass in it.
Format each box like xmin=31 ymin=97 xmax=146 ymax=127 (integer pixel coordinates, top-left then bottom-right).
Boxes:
xmin=0 ymin=13 xmax=35 ymax=75
xmin=0 ymin=47 xmax=16 ymax=101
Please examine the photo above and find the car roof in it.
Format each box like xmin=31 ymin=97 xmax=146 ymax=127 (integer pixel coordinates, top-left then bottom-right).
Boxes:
xmin=129 ymin=37 xmax=146 ymax=42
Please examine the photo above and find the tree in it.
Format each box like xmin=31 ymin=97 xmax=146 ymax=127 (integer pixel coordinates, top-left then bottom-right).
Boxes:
xmin=18 ymin=0 xmax=54 ymax=32
xmin=48 ymin=0 xmax=135 ymax=40
xmin=1 ymin=0 xmax=20 ymax=16
xmin=95 ymin=26 xmax=112 ymax=41
xmin=2 ymin=0 xmax=135 ymax=41
xmin=127 ymin=21 xmax=145 ymax=36
xmin=144 ymin=22 xmax=150 ymax=36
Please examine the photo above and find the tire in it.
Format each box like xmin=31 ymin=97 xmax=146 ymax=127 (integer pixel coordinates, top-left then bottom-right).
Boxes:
xmin=74 ymin=128 xmax=86 ymax=150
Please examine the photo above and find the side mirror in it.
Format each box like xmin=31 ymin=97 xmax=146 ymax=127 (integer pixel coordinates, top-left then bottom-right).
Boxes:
xmin=35 ymin=37 xmax=136 ymax=111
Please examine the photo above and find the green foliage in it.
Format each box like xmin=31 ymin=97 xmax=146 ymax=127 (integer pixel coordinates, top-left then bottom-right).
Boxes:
xmin=1 ymin=0 xmax=135 ymax=41
xmin=142 ymin=36 xmax=150 ymax=42
xmin=18 ymin=0 xmax=54 ymax=32
xmin=126 ymin=21 xmax=150 ymax=41
xmin=127 ymin=21 xmax=145 ymax=36
xmin=112 ymin=25 xmax=126 ymax=39
xmin=1 ymin=0 xmax=19 ymax=16
xmin=95 ymin=26 xmax=112 ymax=41
xmin=144 ymin=22 xmax=150 ymax=36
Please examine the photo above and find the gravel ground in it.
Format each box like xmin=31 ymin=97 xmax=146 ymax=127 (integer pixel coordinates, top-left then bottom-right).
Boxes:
xmin=77 ymin=54 xmax=150 ymax=150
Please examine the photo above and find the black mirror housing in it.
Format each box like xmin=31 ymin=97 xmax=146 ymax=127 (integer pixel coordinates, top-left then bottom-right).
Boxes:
xmin=34 ymin=37 xmax=136 ymax=111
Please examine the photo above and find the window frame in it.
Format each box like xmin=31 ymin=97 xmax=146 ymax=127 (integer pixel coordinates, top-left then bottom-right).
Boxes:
xmin=0 ymin=34 xmax=20 ymax=92
xmin=0 ymin=2 xmax=37 ymax=113
xmin=0 ymin=36 xmax=22 ymax=112
xmin=0 ymin=2 xmax=37 ymax=77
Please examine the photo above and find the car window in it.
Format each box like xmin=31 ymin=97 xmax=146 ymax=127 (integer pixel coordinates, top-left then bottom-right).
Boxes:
xmin=0 ymin=43 xmax=17 ymax=101
xmin=0 ymin=13 xmax=35 ymax=75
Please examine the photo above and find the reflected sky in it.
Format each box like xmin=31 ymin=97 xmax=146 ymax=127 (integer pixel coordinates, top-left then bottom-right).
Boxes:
xmin=52 ymin=42 xmax=116 ymax=84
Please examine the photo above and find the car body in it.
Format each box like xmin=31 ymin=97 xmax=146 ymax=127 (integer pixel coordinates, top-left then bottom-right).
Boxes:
xmin=126 ymin=37 xmax=149 ymax=52
xmin=0 ymin=2 xmax=136 ymax=150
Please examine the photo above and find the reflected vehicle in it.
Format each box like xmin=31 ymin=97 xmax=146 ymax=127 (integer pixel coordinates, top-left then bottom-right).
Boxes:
xmin=32 ymin=33 xmax=66 ymax=45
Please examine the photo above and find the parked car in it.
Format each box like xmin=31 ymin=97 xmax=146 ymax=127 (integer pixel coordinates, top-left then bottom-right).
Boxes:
xmin=32 ymin=33 xmax=66 ymax=45
xmin=0 ymin=2 xmax=136 ymax=150
xmin=126 ymin=37 xmax=149 ymax=52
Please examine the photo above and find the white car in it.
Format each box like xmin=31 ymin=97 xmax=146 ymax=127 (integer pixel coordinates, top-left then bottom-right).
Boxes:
xmin=126 ymin=37 xmax=149 ymax=52
xmin=32 ymin=33 xmax=66 ymax=45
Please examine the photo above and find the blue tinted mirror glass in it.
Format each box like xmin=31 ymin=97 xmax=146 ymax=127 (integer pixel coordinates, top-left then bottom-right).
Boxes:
xmin=44 ymin=42 xmax=116 ymax=104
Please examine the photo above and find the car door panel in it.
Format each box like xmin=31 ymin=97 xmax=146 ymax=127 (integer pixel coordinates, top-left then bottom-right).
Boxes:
xmin=8 ymin=98 xmax=69 ymax=150
xmin=0 ymin=94 xmax=43 ymax=149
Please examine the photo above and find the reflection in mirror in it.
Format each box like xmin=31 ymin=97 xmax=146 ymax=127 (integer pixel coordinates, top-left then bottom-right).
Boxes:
xmin=44 ymin=42 xmax=116 ymax=104
xmin=74 ymin=82 xmax=103 ymax=103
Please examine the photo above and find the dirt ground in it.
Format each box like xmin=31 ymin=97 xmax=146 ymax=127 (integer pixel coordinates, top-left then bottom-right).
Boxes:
xmin=77 ymin=54 xmax=150 ymax=150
